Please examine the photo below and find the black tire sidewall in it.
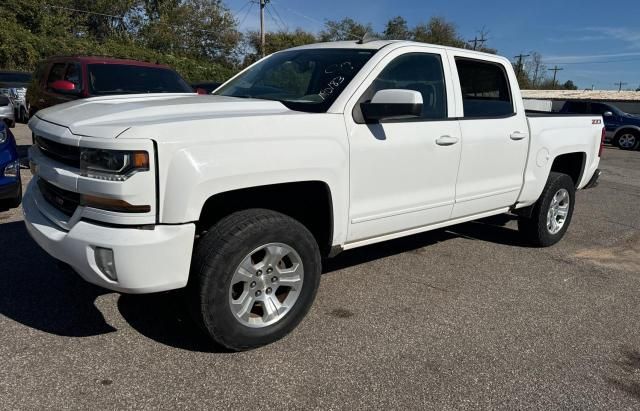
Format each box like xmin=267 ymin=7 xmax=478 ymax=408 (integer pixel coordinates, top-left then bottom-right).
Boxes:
xmin=195 ymin=211 xmax=321 ymax=350
xmin=533 ymin=173 xmax=576 ymax=246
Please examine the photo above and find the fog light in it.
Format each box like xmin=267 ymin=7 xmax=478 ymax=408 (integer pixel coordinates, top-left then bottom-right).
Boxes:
xmin=95 ymin=247 xmax=117 ymax=281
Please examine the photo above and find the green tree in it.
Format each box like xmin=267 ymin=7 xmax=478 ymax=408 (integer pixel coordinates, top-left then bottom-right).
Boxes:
xmin=383 ymin=16 xmax=410 ymax=40
xmin=319 ymin=18 xmax=372 ymax=42
xmin=412 ymin=17 xmax=466 ymax=48
xmin=243 ymin=29 xmax=317 ymax=65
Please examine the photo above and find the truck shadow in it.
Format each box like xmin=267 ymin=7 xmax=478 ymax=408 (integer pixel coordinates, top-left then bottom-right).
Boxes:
xmin=324 ymin=214 xmax=525 ymax=273
xmin=605 ymin=347 xmax=640 ymax=400
xmin=0 ymin=221 xmax=116 ymax=337
xmin=0 ymin=213 xmax=525 ymax=352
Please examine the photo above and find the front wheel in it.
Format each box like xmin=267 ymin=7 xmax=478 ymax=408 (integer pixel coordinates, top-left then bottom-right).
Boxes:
xmin=189 ymin=209 xmax=321 ymax=351
xmin=518 ymin=172 xmax=576 ymax=247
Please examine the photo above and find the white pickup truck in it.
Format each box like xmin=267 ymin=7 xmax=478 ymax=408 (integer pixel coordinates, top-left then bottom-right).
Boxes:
xmin=24 ymin=40 xmax=603 ymax=350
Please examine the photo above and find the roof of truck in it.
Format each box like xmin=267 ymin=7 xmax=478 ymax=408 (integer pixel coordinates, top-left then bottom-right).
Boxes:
xmin=288 ymin=40 xmax=501 ymax=59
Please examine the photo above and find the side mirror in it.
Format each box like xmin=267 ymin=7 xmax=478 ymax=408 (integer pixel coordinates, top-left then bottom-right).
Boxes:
xmin=360 ymin=89 xmax=423 ymax=123
xmin=603 ymin=111 xmax=613 ymax=117
xmin=49 ymin=80 xmax=80 ymax=95
xmin=195 ymin=87 xmax=208 ymax=95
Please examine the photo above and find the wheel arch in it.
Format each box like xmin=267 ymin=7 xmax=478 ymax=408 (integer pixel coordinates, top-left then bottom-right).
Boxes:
xmin=197 ymin=181 xmax=335 ymax=256
xmin=550 ymin=151 xmax=586 ymax=188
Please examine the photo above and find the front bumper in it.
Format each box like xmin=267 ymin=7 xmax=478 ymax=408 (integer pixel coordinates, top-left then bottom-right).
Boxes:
xmin=22 ymin=180 xmax=196 ymax=294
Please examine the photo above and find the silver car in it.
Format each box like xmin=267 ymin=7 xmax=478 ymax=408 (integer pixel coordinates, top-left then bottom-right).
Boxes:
xmin=0 ymin=95 xmax=15 ymax=128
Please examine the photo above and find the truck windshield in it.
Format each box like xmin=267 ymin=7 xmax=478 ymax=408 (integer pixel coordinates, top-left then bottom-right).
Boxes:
xmin=215 ymin=49 xmax=376 ymax=113
xmin=88 ymin=64 xmax=193 ymax=95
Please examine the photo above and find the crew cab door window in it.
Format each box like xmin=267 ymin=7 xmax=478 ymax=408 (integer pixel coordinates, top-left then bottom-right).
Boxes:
xmin=353 ymin=53 xmax=447 ymax=122
xmin=455 ymin=58 xmax=514 ymax=118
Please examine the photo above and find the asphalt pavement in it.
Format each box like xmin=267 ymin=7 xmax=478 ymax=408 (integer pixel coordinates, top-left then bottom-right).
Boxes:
xmin=1 ymin=123 xmax=639 ymax=409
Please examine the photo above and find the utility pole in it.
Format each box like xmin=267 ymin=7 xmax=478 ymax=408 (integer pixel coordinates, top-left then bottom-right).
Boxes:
xmin=548 ymin=66 xmax=563 ymax=88
xmin=514 ymin=53 xmax=530 ymax=77
xmin=614 ymin=81 xmax=627 ymax=92
xmin=467 ymin=32 xmax=487 ymax=50
xmin=260 ymin=0 xmax=269 ymax=58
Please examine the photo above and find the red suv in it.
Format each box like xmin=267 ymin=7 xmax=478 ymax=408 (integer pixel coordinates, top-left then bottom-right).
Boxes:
xmin=27 ymin=56 xmax=193 ymax=117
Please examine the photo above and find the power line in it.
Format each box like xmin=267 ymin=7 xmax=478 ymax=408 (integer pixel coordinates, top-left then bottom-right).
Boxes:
xmin=543 ymin=57 xmax=640 ymax=65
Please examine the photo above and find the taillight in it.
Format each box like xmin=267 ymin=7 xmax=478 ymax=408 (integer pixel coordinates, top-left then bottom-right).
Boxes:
xmin=599 ymin=127 xmax=605 ymax=157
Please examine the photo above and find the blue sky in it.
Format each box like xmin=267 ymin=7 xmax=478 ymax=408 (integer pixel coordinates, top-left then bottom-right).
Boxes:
xmin=228 ymin=0 xmax=640 ymax=90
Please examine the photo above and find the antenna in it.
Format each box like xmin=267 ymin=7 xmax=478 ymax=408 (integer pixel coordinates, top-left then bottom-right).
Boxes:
xmin=357 ymin=32 xmax=377 ymax=44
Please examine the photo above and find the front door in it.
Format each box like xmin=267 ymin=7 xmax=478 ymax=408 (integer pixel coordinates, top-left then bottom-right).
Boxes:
xmin=345 ymin=47 xmax=462 ymax=242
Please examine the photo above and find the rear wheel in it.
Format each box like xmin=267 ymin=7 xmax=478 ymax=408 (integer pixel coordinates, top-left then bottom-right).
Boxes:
xmin=189 ymin=209 xmax=321 ymax=351
xmin=518 ymin=172 xmax=575 ymax=247
xmin=615 ymin=130 xmax=640 ymax=150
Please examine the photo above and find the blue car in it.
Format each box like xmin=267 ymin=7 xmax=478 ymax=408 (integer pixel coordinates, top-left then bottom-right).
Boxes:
xmin=0 ymin=122 xmax=21 ymax=209
xmin=560 ymin=101 xmax=640 ymax=150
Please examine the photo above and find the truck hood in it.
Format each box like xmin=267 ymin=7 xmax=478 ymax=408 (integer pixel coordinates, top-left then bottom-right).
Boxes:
xmin=35 ymin=93 xmax=294 ymax=138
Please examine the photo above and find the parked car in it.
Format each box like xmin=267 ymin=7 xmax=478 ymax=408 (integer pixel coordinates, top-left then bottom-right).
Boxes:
xmin=27 ymin=56 xmax=193 ymax=118
xmin=24 ymin=40 xmax=602 ymax=351
xmin=0 ymin=71 xmax=31 ymax=123
xmin=560 ymin=100 xmax=640 ymax=150
xmin=191 ymin=82 xmax=222 ymax=94
xmin=0 ymin=122 xmax=21 ymax=210
xmin=0 ymin=95 xmax=15 ymax=128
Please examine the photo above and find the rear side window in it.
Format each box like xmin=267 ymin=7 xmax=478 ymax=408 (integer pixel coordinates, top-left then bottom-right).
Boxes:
xmin=564 ymin=101 xmax=588 ymax=113
xmin=455 ymin=58 xmax=513 ymax=118
xmin=47 ymin=63 xmax=66 ymax=84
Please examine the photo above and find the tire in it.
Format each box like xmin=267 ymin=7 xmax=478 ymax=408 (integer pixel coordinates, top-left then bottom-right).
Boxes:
xmin=20 ymin=107 xmax=28 ymax=124
xmin=615 ymin=130 xmax=640 ymax=150
xmin=518 ymin=172 xmax=576 ymax=247
xmin=0 ymin=181 xmax=22 ymax=210
xmin=189 ymin=209 xmax=322 ymax=351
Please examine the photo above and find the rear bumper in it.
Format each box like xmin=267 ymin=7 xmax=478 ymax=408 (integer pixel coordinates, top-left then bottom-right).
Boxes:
xmin=583 ymin=169 xmax=601 ymax=190
xmin=22 ymin=180 xmax=196 ymax=294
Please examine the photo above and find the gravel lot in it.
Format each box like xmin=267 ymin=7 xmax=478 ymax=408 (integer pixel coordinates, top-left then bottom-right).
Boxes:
xmin=1 ymin=123 xmax=639 ymax=409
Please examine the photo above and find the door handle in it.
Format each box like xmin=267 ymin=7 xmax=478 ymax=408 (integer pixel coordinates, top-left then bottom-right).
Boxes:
xmin=510 ymin=131 xmax=527 ymax=140
xmin=435 ymin=135 xmax=459 ymax=146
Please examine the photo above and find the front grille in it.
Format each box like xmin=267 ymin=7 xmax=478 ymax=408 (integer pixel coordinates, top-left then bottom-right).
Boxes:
xmin=35 ymin=135 xmax=80 ymax=168
xmin=38 ymin=178 xmax=80 ymax=216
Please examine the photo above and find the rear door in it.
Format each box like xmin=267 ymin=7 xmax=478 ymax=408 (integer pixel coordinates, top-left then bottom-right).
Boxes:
xmin=345 ymin=45 xmax=462 ymax=242
xmin=447 ymin=52 xmax=530 ymax=218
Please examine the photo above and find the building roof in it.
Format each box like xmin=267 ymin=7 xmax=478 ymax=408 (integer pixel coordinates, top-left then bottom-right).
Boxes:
xmin=522 ymin=89 xmax=640 ymax=102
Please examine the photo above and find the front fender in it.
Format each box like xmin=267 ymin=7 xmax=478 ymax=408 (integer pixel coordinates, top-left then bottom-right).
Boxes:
xmin=157 ymin=134 xmax=349 ymax=245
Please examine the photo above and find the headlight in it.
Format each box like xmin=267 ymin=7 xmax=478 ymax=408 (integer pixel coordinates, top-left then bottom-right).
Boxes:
xmin=0 ymin=128 xmax=7 ymax=144
xmin=80 ymin=148 xmax=149 ymax=181
xmin=3 ymin=159 xmax=20 ymax=178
